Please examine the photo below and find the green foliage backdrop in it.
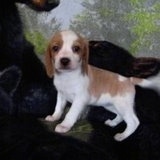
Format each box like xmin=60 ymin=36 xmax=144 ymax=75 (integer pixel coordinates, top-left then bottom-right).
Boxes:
xmin=125 ymin=0 xmax=160 ymax=53
xmin=70 ymin=0 xmax=160 ymax=57
xmin=18 ymin=4 xmax=61 ymax=55
xmin=25 ymin=31 xmax=47 ymax=55
xmin=19 ymin=0 xmax=160 ymax=57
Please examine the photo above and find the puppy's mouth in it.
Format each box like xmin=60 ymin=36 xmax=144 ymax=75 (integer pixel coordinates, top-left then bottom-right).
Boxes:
xmin=56 ymin=66 xmax=73 ymax=72
xmin=55 ymin=64 xmax=77 ymax=73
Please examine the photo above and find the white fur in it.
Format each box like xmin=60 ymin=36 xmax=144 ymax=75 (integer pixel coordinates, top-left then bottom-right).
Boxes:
xmin=46 ymin=68 xmax=90 ymax=133
xmin=138 ymin=73 xmax=160 ymax=94
xmin=118 ymin=75 xmax=127 ymax=82
xmin=45 ymin=30 xmax=160 ymax=141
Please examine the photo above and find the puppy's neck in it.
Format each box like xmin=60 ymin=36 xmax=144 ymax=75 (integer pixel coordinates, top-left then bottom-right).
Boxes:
xmin=54 ymin=67 xmax=85 ymax=79
xmin=54 ymin=67 xmax=88 ymax=92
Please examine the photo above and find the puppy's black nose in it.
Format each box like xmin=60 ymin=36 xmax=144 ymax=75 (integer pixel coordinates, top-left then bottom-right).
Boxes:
xmin=60 ymin=57 xmax=70 ymax=66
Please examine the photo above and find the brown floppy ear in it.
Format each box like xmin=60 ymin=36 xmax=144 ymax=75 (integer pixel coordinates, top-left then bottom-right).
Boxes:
xmin=45 ymin=43 xmax=54 ymax=78
xmin=82 ymin=39 xmax=89 ymax=75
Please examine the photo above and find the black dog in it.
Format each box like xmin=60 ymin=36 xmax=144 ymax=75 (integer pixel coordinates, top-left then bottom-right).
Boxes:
xmin=0 ymin=0 xmax=59 ymax=117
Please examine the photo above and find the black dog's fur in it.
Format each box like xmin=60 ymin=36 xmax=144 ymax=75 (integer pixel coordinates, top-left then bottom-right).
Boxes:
xmin=0 ymin=113 xmax=159 ymax=160
xmin=0 ymin=115 xmax=111 ymax=160
xmin=89 ymin=40 xmax=160 ymax=78
xmin=0 ymin=0 xmax=160 ymax=159
xmin=88 ymin=113 xmax=160 ymax=160
xmin=0 ymin=66 xmax=21 ymax=115
xmin=0 ymin=0 xmax=59 ymax=117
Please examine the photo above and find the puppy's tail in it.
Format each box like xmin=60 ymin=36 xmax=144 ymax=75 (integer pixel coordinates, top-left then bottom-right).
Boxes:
xmin=130 ymin=72 xmax=160 ymax=94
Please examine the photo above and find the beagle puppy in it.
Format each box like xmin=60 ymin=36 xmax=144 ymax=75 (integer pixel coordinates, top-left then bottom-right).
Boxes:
xmin=45 ymin=30 xmax=160 ymax=141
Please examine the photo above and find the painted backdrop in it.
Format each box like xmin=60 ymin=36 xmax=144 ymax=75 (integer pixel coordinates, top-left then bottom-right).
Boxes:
xmin=18 ymin=0 xmax=160 ymax=58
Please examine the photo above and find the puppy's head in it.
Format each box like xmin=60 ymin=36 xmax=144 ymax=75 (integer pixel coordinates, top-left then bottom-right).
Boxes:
xmin=45 ymin=30 xmax=89 ymax=77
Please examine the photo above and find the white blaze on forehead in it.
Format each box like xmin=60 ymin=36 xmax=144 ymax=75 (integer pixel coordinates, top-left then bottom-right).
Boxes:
xmin=61 ymin=30 xmax=79 ymax=50
xmin=54 ymin=30 xmax=82 ymax=71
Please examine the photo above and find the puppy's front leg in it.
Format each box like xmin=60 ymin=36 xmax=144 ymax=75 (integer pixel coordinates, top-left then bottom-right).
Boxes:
xmin=55 ymin=96 xmax=88 ymax=133
xmin=45 ymin=92 xmax=67 ymax=122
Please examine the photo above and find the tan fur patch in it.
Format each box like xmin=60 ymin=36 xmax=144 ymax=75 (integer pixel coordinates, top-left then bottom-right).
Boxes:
xmin=74 ymin=36 xmax=89 ymax=74
xmin=88 ymin=65 xmax=134 ymax=97
xmin=130 ymin=77 xmax=143 ymax=85
xmin=45 ymin=32 xmax=63 ymax=77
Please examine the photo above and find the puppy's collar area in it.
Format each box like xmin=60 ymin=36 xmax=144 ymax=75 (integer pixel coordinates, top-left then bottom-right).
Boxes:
xmin=55 ymin=68 xmax=73 ymax=74
xmin=55 ymin=67 xmax=83 ymax=76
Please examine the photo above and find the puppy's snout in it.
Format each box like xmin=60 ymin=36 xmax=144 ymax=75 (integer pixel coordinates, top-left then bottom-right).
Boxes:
xmin=60 ymin=57 xmax=70 ymax=66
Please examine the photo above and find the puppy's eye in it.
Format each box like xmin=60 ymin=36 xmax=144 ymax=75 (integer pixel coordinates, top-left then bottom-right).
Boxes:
xmin=52 ymin=46 xmax=60 ymax=52
xmin=72 ymin=46 xmax=80 ymax=53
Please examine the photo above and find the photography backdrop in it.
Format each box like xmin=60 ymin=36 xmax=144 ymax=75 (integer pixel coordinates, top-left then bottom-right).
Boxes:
xmin=18 ymin=0 xmax=160 ymax=57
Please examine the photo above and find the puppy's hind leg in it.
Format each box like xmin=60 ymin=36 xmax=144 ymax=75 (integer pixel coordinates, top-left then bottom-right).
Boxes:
xmin=113 ymin=95 xmax=140 ymax=141
xmin=105 ymin=113 xmax=123 ymax=127
xmin=104 ymin=106 xmax=123 ymax=127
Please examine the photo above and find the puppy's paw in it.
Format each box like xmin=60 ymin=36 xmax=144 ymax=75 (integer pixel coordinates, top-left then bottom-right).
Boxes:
xmin=104 ymin=119 xmax=117 ymax=127
xmin=45 ymin=115 xmax=56 ymax=122
xmin=55 ymin=124 xmax=71 ymax=133
xmin=114 ymin=133 xmax=126 ymax=141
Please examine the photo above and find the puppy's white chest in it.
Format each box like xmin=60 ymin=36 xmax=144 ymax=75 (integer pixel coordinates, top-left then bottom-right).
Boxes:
xmin=57 ymin=82 xmax=76 ymax=102
xmin=54 ymin=73 xmax=88 ymax=103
